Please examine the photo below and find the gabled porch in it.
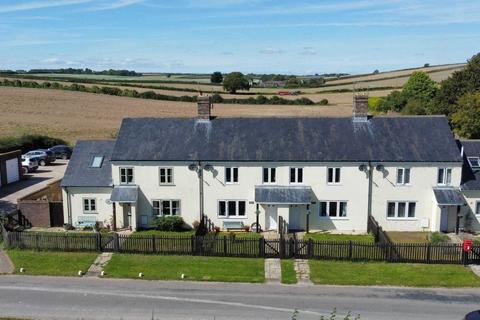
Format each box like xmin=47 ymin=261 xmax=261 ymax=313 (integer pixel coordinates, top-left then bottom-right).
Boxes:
xmin=110 ymin=185 xmax=138 ymax=231
xmin=433 ymin=187 xmax=465 ymax=234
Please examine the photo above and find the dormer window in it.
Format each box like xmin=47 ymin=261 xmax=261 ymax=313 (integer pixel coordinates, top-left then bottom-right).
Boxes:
xmin=468 ymin=157 xmax=480 ymax=168
xmin=90 ymin=156 xmax=104 ymax=168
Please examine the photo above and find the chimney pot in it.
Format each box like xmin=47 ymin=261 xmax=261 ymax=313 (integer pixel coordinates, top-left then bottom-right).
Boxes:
xmin=197 ymin=95 xmax=212 ymax=120
xmin=353 ymin=93 xmax=369 ymax=122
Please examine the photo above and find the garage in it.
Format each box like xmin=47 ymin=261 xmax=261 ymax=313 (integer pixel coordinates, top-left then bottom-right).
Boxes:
xmin=0 ymin=150 xmax=22 ymax=187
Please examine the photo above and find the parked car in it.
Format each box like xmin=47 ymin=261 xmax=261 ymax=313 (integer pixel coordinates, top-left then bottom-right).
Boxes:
xmin=48 ymin=145 xmax=72 ymax=159
xmin=465 ymin=310 xmax=480 ymax=320
xmin=23 ymin=149 xmax=56 ymax=166
xmin=21 ymin=157 xmax=38 ymax=173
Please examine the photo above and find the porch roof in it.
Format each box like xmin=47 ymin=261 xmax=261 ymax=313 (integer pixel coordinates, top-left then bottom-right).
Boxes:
xmin=110 ymin=185 xmax=138 ymax=203
xmin=433 ymin=188 xmax=465 ymax=206
xmin=255 ymin=186 xmax=311 ymax=204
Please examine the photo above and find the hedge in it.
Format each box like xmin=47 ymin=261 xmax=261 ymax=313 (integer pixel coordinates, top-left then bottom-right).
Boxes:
xmin=0 ymin=135 xmax=68 ymax=154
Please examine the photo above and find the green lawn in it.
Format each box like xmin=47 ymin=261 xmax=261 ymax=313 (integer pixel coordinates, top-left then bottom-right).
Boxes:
xmin=218 ymin=232 xmax=262 ymax=239
xmin=104 ymin=254 xmax=265 ymax=283
xmin=386 ymin=232 xmax=450 ymax=244
xmin=132 ymin=230 xmax=195 ymax=236
xmin=7 ymin=250 xmax=97 ymax=276
xmin=304 ymin=232 xmax=375 ymax=243
xmin=281 ymin=260 xmax=297 ymax=284
xmin=309 ymin=260 xmax=480 ymax=287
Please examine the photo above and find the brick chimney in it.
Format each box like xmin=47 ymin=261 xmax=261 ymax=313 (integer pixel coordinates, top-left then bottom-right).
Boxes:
xmin=353 ymin=93 xmax=369 ymax=122
xmin=197 ymin=95 xmax=212 ymax=120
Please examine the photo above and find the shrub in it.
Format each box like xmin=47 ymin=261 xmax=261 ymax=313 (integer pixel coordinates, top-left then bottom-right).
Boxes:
xmin=319 ymin=98 xmax=329 ymax=105
xmin=0 ymin=134 xmax=68 ymax=154
xmin=151 ymin=216 xmax=185 ymax=231
xmin=430 ymin=232 xmax=449 ymax=244
xmin=211 ymin=93 xmax=224 ymax=103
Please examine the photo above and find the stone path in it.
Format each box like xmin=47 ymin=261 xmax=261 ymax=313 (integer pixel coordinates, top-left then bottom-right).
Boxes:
xmin=0 ymin=250 xmax=14 ymax=274
xmin=264 ymin=258 xmax=281 ymax=283
xmin=470 ymin=265 xmax=480 ymax=278
xmin=85 ymin=252 xmax=113 ymax=277
xmin=294 ymin=259 xmax=312 ymax=285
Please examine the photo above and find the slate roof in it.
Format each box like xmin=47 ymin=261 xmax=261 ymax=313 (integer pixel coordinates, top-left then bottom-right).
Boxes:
xmin=61 ymin=140 xmax=115 ymax=187
xmin=460 ymin=140 xmax=480 ymax=190
xmin=433 ymin=188 xmax=465 ymax=206
xmin=110 ymin=185 xmax=138 ymax=203
xmin=255 ymin=186 xmax=312 ymax=204
xmin=111 ymin=116 xmax=461 ymax=162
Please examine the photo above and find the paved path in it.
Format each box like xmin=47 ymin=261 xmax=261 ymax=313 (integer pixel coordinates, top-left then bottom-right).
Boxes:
xmin=294 ymin=259 xmax=312 ymax=285
xmin=0 ymin=275 xmax=479 ymax=320
xmin=264 ymin=258 xmax=281 ymax=283
xmin=0 ymin=251 xmax=14 ymax=274
xmin=85 ymin=252 xmax=113 ymax=277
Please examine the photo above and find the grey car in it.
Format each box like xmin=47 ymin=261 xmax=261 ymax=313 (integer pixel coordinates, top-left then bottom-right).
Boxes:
xmin=23 ymin=149 xmax=56 ymax=166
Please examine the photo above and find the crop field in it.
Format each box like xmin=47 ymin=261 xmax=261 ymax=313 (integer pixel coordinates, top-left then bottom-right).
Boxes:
xmin=24 ymin=73 xmax=212 ymax=83
xmin=0 ymin=87 xmax=351 ymax=143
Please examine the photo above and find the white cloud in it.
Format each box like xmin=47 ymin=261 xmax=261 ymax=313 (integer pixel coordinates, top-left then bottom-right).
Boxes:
xmin=0 ymin=0 xmax=93 ymax=13
xmin=300 ymin=47 xmax=316 ymax=55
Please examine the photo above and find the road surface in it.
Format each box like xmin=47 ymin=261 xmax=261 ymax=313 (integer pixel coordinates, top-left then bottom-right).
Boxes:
xmin=0 ymin=275 xmax=478 ymax=320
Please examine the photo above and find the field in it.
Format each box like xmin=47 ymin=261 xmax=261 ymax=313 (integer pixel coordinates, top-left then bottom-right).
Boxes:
xmin=0 ymin=63 xmax=465 ymax=143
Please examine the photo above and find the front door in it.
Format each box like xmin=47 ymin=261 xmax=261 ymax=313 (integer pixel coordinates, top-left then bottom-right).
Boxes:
xmin=123 ymin=203 xmax=131 ymax=228
xmin=289 ymin=206 xmax=301 ymax=230
xmin=265 ymin=206 xmax=278 ymax=231
xmin=440 ymin=207 xmax=448 ymax=232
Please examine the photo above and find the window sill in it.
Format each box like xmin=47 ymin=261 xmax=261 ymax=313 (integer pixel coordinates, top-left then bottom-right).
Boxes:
xmin=319 ymin=217 xmax=349 ymax=220
xmin=217 ymin=216 xmax=248 ymax=219
xmin=159 ymin=184 xmax=175 ymax=186
xmin=326 ymin=183 xmax=342 ymax=186
xmin=395 ymin=184 xmax=412 ymax=187
xmin=83 ymin=212 xmax=98 ymax=215
xmin=386 ymin=218 xmax=417 ymax=221
xmin=225 ymin=182 xmax=240 ymax=185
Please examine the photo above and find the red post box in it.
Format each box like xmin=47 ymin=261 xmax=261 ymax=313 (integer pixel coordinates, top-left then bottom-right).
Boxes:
xmin=464 ymin=240 xmax=473 ymax=252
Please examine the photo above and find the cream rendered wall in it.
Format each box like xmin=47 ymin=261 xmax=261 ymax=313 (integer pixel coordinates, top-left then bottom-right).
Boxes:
xmin=111 ymin=162 xmax=370 ymax=232
xmin=460 ymin=190 xmax=480 ymax=232
xmin=371 ymin=163 xmax=462 ymax=232
xmin=62 ymin=187 xmax=113 ymax=227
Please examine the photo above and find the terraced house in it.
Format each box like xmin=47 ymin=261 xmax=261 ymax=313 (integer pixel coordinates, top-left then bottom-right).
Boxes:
xmin=61 ymin=95 xmax=478 ymax=234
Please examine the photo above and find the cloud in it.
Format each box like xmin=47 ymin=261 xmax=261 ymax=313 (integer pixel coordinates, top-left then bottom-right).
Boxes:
xmin=300 ymin=47 xmax=316 ymax=55
xmin=0 ymin=0 xmax=93 ymax=13
xmin=259 ymin=48 xmax=283 ymax=55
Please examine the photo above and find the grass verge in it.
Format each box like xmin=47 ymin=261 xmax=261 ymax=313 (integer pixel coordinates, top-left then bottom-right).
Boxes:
xmin=7 ymin=250 xmax=97 ymax=276
xmin=281 ymin=260 xmax=297 ymax=284
xmin=309 ymin=260 xmax=480 ymax=287
xmin=104 ymin=254 xmax=264 ymax=283
xmin=304 ymin=233 xmax=375 ymax=243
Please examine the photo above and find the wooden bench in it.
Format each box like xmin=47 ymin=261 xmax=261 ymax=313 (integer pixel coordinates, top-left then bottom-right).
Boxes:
xmin=223 ymin=221 xmax=244 ymax=231
xmin=75 ymin=216 xmax=97 ymax=228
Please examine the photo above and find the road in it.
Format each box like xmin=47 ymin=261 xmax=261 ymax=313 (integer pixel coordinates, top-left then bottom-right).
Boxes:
xmin=0 ymin=276 xmax=478 ymax=320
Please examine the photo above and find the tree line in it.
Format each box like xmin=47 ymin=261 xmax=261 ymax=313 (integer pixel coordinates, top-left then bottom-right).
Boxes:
xmin=0 ymin=79 xmax=320 ymax=106
xmin=369 ymin=52 xmax=480 ymax=138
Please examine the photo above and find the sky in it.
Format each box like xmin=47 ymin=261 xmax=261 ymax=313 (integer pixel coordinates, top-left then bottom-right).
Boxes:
xmin=0 ymin=0 xmax=479 ymax=74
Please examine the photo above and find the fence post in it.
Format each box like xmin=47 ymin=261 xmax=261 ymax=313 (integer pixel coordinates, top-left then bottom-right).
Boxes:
xmin=113 ymin=232 xmax=119 ymax=252
xmin=259 ymin=237 xmax=265 ymax=258
xmin=463 ymin=251 xmax=469 ymax=267
xmin=348 ymin=241 xmax=353 ymax=260
xmin=308 ymin=239 xmax=313 ymax=259
xmin=96 ymin=232 xmax=102 ymax=252
xmin=289 ymin=238 xmax=295 ymax=259
xmin=279 ymin=236 xmax=285 ymax=259
xmin=223 ymin=236 xmax=227 ymax=256
xmin=152 ymin=235 xmax=156 ymax=253
xmin=426 ymin=244 xmax=431 ymax=264
xmin=191 ymin=235 xmax=195 ymax=256
xmin=35 ymin=233 xmax=40 ymax=250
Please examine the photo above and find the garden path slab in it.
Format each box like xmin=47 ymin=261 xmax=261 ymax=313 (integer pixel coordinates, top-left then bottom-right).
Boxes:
xmin=264 ymin=258 xmax=281 ymax=283
xmin=294 ymin=259 xmax=312 ymax=285
xmin=85 ymin=252 xmax=112 ymax=277
xmin=0 ymin=250 xmax=14 ymax=274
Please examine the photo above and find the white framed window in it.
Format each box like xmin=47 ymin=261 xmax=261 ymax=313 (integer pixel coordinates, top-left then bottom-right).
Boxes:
xmin=319 ymin=201 xmax=347 ymax=218
xmin=396 ymin=168 xmax=411 ymax=185
xmin=468 ymin=157 xmax=480 ymax=168
xmin=387 ymin=201 xmax=416 ymax=219
xmin=83 ymin=198 xmax=97 ymax=214
xmin=90 ymin=156 xmax=104 ymax=168
xmin=225 ymin=167 xmax=239 ymax=184
xmin=475 ymin=201 xmax=480 ymax=215
xmin=159 ymin=167 xmax=174 ymax=185
xmin=437 ymin=168 xmax=452 ymax=186
xmin=218 ymin=200 xmax=246 ymax=218
xmin=327 ymin=167 xmax=341 ymax=184
xmin=120 ymin=167 xmax=134 ymax=184
xmin=290 ymin=167 xmax=303 ymax=184
xmin=152 ymin=200 xmax=180 ymax=216
xmin=263 ymin=167 xmax=276 ymax=184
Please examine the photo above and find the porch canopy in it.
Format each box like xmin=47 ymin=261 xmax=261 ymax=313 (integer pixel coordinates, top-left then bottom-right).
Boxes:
xmin=433 ymin=187 xmax=464 ymax=206
xmin=255 ymin=186 xmax=311 ymax=204
xmin=110 ymin=185 xmax=138 ymax=203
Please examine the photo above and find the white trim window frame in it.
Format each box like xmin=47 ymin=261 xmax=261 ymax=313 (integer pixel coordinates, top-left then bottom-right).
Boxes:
xmin=152 ymin=199 xmax=181 ymax=216
xmin=262 ymin=167 xmax=276 ymax=184
xmin=83 ymin=198 xmax=97 ymax=214
xmin=318 ymin=200 xmax=348 ymax=219
xmin=225 ymin=167 xmax=239 ymax=184
xmin=327 ymin=167 xmax=341 ymax=185
xmin=468 ymin=157 xmax=480 ymax=168
xmin=475 ymin=201 xmax=480 ymax=216
xmin=289 ymin=167 xmax=304 ymax=184
xmin=386 ymin=201 xmax=416 ymax=219
xmin=159 ymin=167 xmax=174 ymax=185
xmin=90 ymin=156 xmax=104 ymax=168
xmin=437 ymin=167 xmax=452 ymax=186
xmin=218 ymin=200 xmax=247 ymax=218
xmin=119 ymin=167 xmax=134 ymax=185
xmin=396 ymin=167 xmax=411 ymax=185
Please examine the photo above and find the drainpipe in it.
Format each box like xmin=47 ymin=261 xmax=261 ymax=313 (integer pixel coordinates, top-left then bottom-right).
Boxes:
xmin=198 ymin=161 xmax=204 ymax=222
xmin=367 ymin=161 xmax=373 ymax=218
xmin=65 ymin=187 xmax=72 ymax=225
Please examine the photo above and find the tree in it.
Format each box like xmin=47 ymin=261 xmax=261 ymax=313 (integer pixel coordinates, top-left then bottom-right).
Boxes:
xmin=377 ymin=90 xmax=407 ymax=112
xmin=402 ymin=99 xmax=427 ymax=115
xmin=210 ymin=71 xmax=223 ymax=84
xmin=431 ymin=52 xmax=480 ymax=116
xmin=223 ymin=72 xmax=250 ymax=93
xmin=402 ymin=71 xmax=437 ymax=103
xmin=451 ymin=93 xmax=480 ymax=138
